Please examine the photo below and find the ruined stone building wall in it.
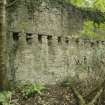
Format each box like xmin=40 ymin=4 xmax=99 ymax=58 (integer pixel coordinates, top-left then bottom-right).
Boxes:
xmin=7 ymin=0 xmax=105 ymax=94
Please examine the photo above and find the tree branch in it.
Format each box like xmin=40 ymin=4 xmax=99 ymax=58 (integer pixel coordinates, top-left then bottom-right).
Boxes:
xmin=88 ymin=87 xmax=103 ymax=105
xmin=72 ymin=86 xmax=86 ymax=105
xmin=6 ymin=0 xmax=18 ymax=8
xmin=71 ymin=86 xmax=103 ymax=105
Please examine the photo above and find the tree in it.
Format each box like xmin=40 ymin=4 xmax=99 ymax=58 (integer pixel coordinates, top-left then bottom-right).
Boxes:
xmin=93 ymin=0 xmax=105 ymax=12
xmin=65 ymin=0 xmax=105 ymax=12
xmin=0 ymin=0 xmax=18 ymax=90
xmin=0 ymin=0 xmax=8 ymax=90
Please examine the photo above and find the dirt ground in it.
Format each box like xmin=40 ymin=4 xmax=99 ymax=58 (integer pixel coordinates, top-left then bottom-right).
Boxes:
xmin=11 ymin=84 xmax=105 ymax=105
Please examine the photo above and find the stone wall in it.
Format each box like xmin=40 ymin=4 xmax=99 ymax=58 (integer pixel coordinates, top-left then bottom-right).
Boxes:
xmin=7 ymin=0 xmax=83 ymax=36
xmin=7 ymin=0 xmax=105 ymax=94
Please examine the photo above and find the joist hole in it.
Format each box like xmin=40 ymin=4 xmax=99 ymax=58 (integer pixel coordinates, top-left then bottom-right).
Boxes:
xmin=38 ymin=34 xmax=42 ymax=43
xmin=65 ymin=37 xmax=69 ymax=44
xmin=13 ymin=32 xmax=19 ymax=41
xmin=47 ymin=35 xmax=52 ymax=46
xmin=26 ymin=33 xmax=33 ymax=44
xmin=58 ymin=36 xmax=62 ymax=43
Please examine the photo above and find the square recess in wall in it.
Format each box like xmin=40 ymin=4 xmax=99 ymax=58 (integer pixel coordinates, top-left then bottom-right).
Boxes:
xmin=38 ymin=34 xmax=42 ymax=43
xmin=65 ymin=37 xmax=69 ymax=44
xmin=47 ymin=35 xmax=52 ymax=46
xmin=58 ymin=36 xmax=62 ymax=44
xmin=26 ymin=33 xmax=33 ymax=44
xmin=13 ymin=32 xmax=20 ymax=41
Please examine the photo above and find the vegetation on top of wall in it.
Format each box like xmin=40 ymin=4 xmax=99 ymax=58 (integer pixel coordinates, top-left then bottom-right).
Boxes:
xmin=64 ymin=0 xmax=105 ymax=39
xmin=65 ymin=0 xmax=105 ymax=12
xmin=81 ymin=20 xmax=105 ymax=40
xmin=64 ymin=1 xmax=105 ymax=24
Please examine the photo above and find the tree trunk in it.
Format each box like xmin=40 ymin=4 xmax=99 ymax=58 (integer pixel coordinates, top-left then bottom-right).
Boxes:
xmin=0 ymin=0 xmax=8 ymax=90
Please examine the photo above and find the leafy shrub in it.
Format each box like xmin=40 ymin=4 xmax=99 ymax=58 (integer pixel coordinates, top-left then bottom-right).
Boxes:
xmin=0 ymin=91 xmax=12 ymax=105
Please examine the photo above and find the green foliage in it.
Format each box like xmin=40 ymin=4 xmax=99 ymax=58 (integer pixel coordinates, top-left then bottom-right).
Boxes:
xmin=93 ymin=0 xmax=105 ymax=12
xmin=81 ymin=20 xmax=105 ymax=39
xmin=65 ymin=0 xmax=88 ymax=7
xmin=21 ymin=83 xmax=46 ymax=98
xmin=0 ymin=91 xmax=12 ymax=105
xmin=65 ymin=0 xmax=105 ymax=40
xmin=82 ymin=21 xmax=95 ymax=36
xmin=65 ymin=0 xmax=105 ymax=12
